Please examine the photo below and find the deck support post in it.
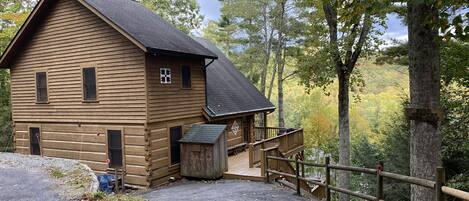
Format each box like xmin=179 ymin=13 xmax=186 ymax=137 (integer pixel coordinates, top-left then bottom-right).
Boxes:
xmin=376 ymin=161 xmax=384 ymax=200
xmin=295 ymin=158 xmax=301 ymax=196
xmin=325 ymin=157 xmax=331 ymax=201
xmin=263 ymin=112 xmax=267 ymax=140
xmin=301 ymin=151 xmax=305 ymax=177
xmin=436 ymin=167 xmax=445 ymax=201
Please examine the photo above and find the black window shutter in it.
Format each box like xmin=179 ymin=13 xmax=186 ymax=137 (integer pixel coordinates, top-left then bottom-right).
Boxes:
xmin=181 ymin=66 xmax=191 ymax=88
xmin=83 ymin=68 xmax=97 ymax=100
xmin=36 ymin=72 xmax=48 ymax=102
xmin=107 ymin=130 xmax=123 ymax=168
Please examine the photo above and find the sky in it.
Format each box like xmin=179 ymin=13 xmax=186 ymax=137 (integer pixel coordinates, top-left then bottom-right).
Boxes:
xmin=196 ymin=0 xmax=409 ymax=47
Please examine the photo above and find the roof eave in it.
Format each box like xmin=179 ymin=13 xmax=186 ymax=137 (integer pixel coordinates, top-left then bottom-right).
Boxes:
xmin=0 ymin=0 xmax=51 ymax=69
xmin=147 ymin=47 xmax=218 ymax=60
xmin=203 ymin=106 xmax=276 ymax=121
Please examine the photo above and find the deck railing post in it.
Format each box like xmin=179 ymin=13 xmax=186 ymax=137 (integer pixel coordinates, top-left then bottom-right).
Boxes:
xmin=325 ymin=156 xmax=331 ymax=201
xmin=262 ymin=149 xmax=267 ymax=180
xmin=295 ymin=157 xmax=301 ymax=196
xmin=436 ymin=167 xmax=445 ymax=201
xmin=265 ymin=150 xmax=270 ymax=183
xmin=377 ymin=161 xmax=384 ymax=200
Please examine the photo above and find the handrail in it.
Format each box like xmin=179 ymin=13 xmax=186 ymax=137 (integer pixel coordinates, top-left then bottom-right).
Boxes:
xmin=380 ymin=171 xmax=435 ymax=189
xmin=442 ymin=186 xmax=469 ymax=200
xmin=264 ymin=155 xmax=469 ymax=201
xmin=252 ymin=128 xmax=304 ymax=146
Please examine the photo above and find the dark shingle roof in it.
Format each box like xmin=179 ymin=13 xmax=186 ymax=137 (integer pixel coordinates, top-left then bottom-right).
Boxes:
xmin=83 ymin=0 xmax=217 ymax=59
xmin=192 ymin=37 xmax=275 ymax=118
xmin=180 ymin=124 xmax=227 ymax=144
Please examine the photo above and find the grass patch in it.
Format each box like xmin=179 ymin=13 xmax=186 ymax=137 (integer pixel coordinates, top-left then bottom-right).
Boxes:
xmin=49 ymin=167 xmax=66 ymax=178
xmin=83 ymin=192 xmax=145 ymax=201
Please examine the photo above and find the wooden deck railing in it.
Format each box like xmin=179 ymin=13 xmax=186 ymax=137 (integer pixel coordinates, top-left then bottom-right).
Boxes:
xmin=254 ymin=127 xmax=289 ymax=140
xmin=264 ymin=155 xmax=469 ymax=201
xmin=248 ymin=128 xmax=304 ymax=168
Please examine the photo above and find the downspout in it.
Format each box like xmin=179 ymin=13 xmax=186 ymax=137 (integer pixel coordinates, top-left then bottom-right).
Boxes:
xmin=203 ymin=59 xmax=215 ymax=108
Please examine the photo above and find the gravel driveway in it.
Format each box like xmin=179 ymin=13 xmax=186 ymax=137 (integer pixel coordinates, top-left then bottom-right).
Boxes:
xmin=0 ymin=153 xmax=98 ymax=201
xmin=143 ymin=179 xmax=311 ymax=201
xmin=0 ymin=167 xmax=61 ymax=201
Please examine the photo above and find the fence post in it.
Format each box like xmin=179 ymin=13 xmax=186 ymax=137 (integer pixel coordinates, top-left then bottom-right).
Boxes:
xmin=377 ymin=161 xmax=384 ymax=200
xmin=435 ymin=167 xmax=445 ymax=201
xmin=325 ymin=157 xmax=331 ymax=201
xmin=295 ymin=158 xmax=301 ymax=196
xmin=262 ymin=149 xmax=268 ymax=182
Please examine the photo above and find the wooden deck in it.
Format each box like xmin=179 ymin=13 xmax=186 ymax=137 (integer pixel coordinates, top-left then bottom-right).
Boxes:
xmin=223 ymin=151 xmax=264 ymax=181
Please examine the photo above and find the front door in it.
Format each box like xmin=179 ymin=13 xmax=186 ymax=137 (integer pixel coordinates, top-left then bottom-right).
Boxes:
xmin=29 ymin=127 xmax=41 ymax=155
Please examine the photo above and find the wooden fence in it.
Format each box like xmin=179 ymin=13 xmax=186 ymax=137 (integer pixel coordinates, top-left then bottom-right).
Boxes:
xmin=248 ymin=128 xmax=304 ymax=168
xmin=264 ymin=154 xmax=469 ymax=201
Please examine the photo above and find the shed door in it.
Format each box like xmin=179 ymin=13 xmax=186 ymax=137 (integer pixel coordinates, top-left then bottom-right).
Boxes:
xmin=29 ymin=127 xmax=41 ymax=155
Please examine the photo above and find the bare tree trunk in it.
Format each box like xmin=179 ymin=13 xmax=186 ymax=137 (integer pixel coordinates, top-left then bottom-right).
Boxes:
xmin=267 ymin=63 xmax=277 ymax=101
xmin=276 ymin=0 xmax=286 ymax=128
xmin=277 ymin=52 xmax=285 ymax=128
xmin=260 ymin=0 xmax=274 ymax=95
xmin=407 ymin=1 xmax=441 ymax=201
xmin=338 ymin=71 xmax=350 ymax=201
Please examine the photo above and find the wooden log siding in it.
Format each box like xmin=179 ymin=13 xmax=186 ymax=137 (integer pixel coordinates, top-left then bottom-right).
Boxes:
xmin=145 ymin=55 xmax=206 ymax=123
xmin=9 ymin=0 xmax=150 ymax=187
xmin=10 ymin=0 xmax=146 ymax=124
xmin=14 ymin=123 xmax=148 ymax=186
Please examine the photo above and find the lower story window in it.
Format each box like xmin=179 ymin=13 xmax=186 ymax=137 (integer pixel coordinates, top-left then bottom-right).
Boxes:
xmin=107 ymin=130 xmax=123 ymax=168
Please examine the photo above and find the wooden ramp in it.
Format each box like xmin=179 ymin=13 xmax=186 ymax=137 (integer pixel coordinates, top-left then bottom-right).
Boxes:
xmin=223 ymin=151 xmax=264 ymax=182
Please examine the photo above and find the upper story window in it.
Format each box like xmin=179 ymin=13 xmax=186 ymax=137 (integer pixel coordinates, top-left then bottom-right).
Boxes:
xmin=82 ymin=67 xmax=97 ymax=101
xmin=160 ymin=68 xmax=171 ymax=84
xmin=181 ymin=66 xmax=191 ymax=89
xmin=35 ymin=72 xmax=48 ymax=103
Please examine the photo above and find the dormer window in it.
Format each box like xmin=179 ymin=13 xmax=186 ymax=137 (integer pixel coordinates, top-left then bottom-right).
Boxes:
xmin=160 ymin=68 xmax=171 ymax=84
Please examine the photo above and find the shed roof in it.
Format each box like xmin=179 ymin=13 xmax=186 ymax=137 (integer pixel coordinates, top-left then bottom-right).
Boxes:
xmin=192 ymin=37 xmax=276 ymax=118
xmin=180 ymin=124 xmax=227 ymax=144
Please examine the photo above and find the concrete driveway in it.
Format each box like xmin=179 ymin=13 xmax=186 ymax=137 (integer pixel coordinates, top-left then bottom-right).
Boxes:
xmin=0 ymin=168 xmax=61 ymax=201
xmin=143 ymin=179 xmax=310 ymax=201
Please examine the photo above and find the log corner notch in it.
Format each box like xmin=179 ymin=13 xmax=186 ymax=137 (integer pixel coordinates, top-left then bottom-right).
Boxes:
xmin=405 ymin=107 xmax=444 ymax=124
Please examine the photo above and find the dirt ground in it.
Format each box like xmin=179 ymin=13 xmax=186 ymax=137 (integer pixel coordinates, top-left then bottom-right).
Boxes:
xmin=142 ymin=179 xmax=311 ymax=201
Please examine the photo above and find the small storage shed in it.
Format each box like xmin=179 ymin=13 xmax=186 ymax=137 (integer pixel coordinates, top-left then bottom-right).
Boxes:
xmin=180 ymin=124 xmax=228 ymax=179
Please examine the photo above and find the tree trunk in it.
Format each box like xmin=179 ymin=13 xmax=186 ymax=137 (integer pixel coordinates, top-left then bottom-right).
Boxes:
xmin=338 ymin=71 xmax=350 ymax=201
xmin=276 ymin=0 xmax=286 ymax=128
xmin=267 ymin=63 xmax=277 ymax=101
xmin=407 ymin=1 xmax=441 ymax=201
xmin=277 ymin=54 xmax=285 ymax=128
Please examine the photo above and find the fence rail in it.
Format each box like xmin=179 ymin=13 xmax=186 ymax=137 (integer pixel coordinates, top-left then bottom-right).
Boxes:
xmin=264 ymin=154 xmax=469 ymax=201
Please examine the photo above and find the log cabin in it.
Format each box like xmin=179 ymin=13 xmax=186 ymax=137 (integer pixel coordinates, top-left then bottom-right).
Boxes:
xmin=0 ymin=0 xmax=305 ymax=188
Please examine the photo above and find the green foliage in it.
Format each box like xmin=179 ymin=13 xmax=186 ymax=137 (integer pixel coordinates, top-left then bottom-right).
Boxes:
xmin=441 ymin=85 xmax=469 ymax=199
xmin=296 ymin=0 xmax=388 ymax=92
xmin=351 ymin=135 xmax=382 ymax=197
xmin=377 ymin=41 xmax=469 ymax=87
xmin=141 ymin=0 xmax=203 ymax=34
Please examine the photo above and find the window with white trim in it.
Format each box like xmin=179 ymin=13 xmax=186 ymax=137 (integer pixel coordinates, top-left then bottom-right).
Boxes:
xmin=160 ymin=68 xmax=171 ymax=84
